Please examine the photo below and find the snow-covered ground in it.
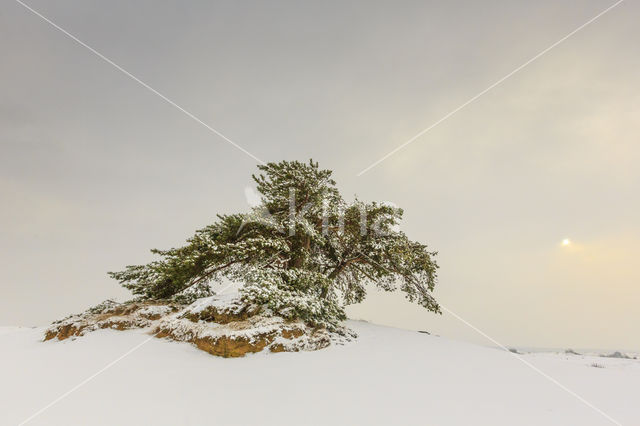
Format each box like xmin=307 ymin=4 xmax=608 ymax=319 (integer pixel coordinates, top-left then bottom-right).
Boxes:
xmin=1 ymin=322 xmax=637 ymax=426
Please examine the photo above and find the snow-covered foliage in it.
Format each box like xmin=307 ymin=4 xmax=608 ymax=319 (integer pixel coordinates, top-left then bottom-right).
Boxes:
xmin=108 ymin=160 xmax=440 ymax=332
xmin=239 ymin=269 xmax=346 ymax=331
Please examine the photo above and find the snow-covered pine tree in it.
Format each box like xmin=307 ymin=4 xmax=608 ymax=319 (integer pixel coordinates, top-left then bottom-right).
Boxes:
xmin=109 ymin=160 xmax=440 ymax=330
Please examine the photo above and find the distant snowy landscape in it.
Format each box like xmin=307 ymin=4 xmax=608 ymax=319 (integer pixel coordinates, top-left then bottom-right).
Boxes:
xmin=2 ymin=322 xmax=638 ymax=426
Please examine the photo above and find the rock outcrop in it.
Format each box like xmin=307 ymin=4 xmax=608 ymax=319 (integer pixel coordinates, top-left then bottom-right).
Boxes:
xmin=44 ymin=300 xmax=180 ymax=341
xmin=44 ymin=293 xmax=347 ymax=357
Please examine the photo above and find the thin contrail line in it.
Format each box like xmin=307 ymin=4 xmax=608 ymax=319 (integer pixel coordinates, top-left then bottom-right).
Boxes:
xmin=14 ymin=0 xmax=264 ymax=165
xmin=442 ymin=307 xmax=622 ymax=425
xmin=357 ymin=0 xmax=624 ymax=176
xmin=17 ymin=335 xmax=154 ymax=426
xmin=17 ymin=275 xmax=269 ymax=424
xmin=354 ymin=250 xmax=621 ymax=425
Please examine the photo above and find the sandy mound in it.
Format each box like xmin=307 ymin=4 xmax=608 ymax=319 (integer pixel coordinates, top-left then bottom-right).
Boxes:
xmin=44 ymin=294 xmax=348 ymax=357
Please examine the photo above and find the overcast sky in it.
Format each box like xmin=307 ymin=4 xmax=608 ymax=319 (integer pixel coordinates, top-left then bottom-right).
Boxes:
xmin=1 ymin=0 xmax=638 ymax=350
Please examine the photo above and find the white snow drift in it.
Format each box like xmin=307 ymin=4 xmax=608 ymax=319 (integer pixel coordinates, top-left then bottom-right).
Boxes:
xmin=1 ymin=322 xmax=638 ymax=425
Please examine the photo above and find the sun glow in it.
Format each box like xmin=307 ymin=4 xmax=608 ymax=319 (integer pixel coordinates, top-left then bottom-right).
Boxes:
xmin=562 ymin=238 xmax=571 ymax=246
